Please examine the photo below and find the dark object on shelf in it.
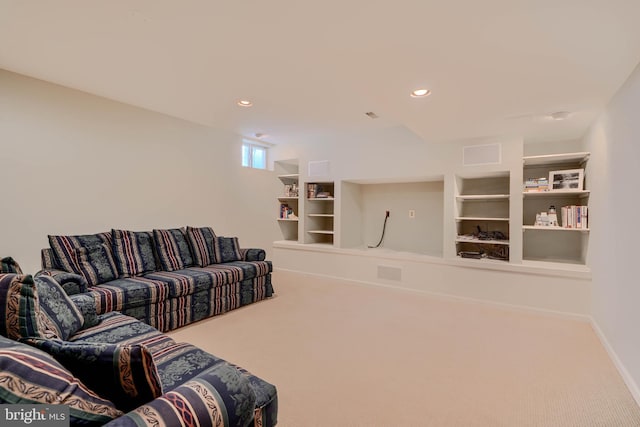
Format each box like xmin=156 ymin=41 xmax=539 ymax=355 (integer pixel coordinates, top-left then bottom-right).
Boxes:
xmin=475 ymin=226 xmax=507 ymax=241
xmin=459 ymin=251 xmax=483 ymax=259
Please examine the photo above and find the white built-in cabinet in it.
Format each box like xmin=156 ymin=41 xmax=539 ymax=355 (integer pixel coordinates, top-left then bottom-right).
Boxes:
xmin=304 ymin=181 xmax=335 ymax=245
xmin=275 ymin=160 xmax=300 ymax=242
xmin=454 ymin=173 xmax=510 ymax=261
xmin=274 ymin=151 xmax=591 ymax=269
xmin=522 ymin=152 xmax=590 ymax=265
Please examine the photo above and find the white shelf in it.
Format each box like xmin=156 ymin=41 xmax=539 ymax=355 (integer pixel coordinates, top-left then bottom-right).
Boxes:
xmin=277 ymin=218 xmax=299 ymax=222
xmin=307 ymin=230 xmax=334 ymax=235
xmin=523 ymin=152 xmax=590 ymax=166
xmin=308 ymin=214 xmax=334 ymax=218
xmin=456 ymin=237 xmax=510 ymax=245
xmin=456 ymin=194 xmax=510 ymax=201
xmin=523 ymin=226 xmax=589 ymax=232
xmin=277 ymin=196 xmax=299 ymax=200
xmin=278 ymin=173 xmax=299 ymax=179
xmin=455 ymin=216 xmax=509 ymax=222
xmin=308 ymin=197 xmax=335 ymax=201
xmin=523 ymin=190 xmax=590 ymax=198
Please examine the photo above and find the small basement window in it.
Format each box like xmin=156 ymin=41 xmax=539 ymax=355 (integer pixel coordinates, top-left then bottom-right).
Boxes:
xmin=242 ymin=140 xmax=268 ymax=170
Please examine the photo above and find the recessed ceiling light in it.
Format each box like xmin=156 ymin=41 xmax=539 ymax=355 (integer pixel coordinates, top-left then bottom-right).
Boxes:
xmin=237 ymin=100 xmax=253 ymax=107
xmin=410 ymin=89 xmax=431 ymax=98
xmin=549 ymin=111 xmax=571 ymax=120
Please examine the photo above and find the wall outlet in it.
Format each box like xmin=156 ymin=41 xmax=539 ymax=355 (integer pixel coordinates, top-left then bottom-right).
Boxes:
xmin=409 ymin=209 xmax=416 ymax=218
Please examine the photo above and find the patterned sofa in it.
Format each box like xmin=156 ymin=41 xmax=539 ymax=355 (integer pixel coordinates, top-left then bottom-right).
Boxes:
xmin=39 ymin=227 xmax=274 ymax=332
xmin=0 ymin=272 xmax=278 ymax=426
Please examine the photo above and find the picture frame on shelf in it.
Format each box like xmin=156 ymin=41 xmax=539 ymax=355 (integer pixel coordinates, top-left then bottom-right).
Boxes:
xmin=549 ymin=168 xmax=584 ymax=191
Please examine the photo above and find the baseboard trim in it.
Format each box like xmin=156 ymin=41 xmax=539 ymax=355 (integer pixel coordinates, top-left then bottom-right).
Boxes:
xmin=273 ymin=267 xmax=590 ymax=322
xmin=590 ymin=318 xmax=640 ymax=407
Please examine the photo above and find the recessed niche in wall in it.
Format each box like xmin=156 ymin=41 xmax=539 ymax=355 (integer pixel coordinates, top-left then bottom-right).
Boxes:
xmin=341 ymin=177 xmax=444 ymax=256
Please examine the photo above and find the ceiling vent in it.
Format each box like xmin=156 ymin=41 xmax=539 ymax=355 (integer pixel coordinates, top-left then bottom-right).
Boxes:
xmin=463 ymin=143 xmax=502 ymax=166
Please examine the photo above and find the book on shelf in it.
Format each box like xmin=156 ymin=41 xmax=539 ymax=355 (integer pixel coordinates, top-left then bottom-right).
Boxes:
xmin=280 ymin=203 xmax=294 ymax=219
xmin=560 ymin=205 xmax=588 ymax=229
xmin=307 ymin=183 xmax=317 ymax=198
xmin=524 ymin=177 xmax=549 ymax=192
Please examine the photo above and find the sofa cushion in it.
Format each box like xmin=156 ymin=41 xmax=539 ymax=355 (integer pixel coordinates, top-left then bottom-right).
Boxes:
xmin=70 ymin=293 xmax=100 ymax=329
xmin=186 ymin=226 xmax=217 ymax=267
xmin=153 ymin=228 xmax=194 ymax=272
xmin=35 ymin=275 xmax=85 ymax=340
xmin=0 ymin=256 xmax=22 ymax=274
xmin=112 ymin=229 xmax=158 ymax=278
xmin=0 ymin=274 xmax=40 ymax=339
xmin=70 ymin=312 xmax=170 ymax=352
xmin=212 ymin=236 xmax=242 ymax=263
xmin=145 ymin=268 xmax=229 ymax=298
xmin=22 ymin=337 xmax=163 ymax=412
xmin=74 ymin=243 xmax=119 ymax=286
xmin=87 ymin=276 xmax=170 ymax=315
xmin=152 ymin=342 xmax=223 ymax=390
xmin=0 ymin=335 xmax=122 ymax=425
xmin=48 ymin=232 xmax=113 ymax=274
xmin=106 ymin=361 xmax=257 ymax=427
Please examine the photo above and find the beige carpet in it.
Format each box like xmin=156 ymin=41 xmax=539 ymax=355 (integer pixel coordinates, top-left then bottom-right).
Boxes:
xmin=168 ymin=270 xmax=640 ymax=426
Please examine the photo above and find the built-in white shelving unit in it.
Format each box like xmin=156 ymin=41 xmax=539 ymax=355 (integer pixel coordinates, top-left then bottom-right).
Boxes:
xmin=522 ymin=152 xmax=590 ymax=265
xmin=275 ymin=160 xmax=300 ymax=242
xmin=305 ymin=182 xmax=335 ymax=245
xmin=454 ymin=173 xmax=511 ymax=261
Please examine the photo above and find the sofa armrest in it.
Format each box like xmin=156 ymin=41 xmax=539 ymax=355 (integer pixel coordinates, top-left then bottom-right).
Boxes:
xmin=35 ymin=269 xmax=88 ymax=295
xmin=240 ymin=248 xmax=266 ymax=262
xmin=104 ymin=362 xmax=257 ymax=427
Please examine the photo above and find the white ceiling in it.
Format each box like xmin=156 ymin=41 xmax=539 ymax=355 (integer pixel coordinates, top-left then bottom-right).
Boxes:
xmin=2 ymin=1 xmax=640 ymax=146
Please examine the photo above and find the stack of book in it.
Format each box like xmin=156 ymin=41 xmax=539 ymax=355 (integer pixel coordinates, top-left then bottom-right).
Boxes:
xmin=561 ymin=205 xmax=588 ymax=229
xmin=524 ymin=177 xmax=549 ymax=192
xmin=280 ymin=204 xmax=294 ymax=219
xmin=307 ymin=183 xmax=320 ymax=198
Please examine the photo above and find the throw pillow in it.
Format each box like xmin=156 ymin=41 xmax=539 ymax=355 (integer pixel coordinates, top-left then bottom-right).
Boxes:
xmin=153 ymin=228 xmax=194 ymax=271
xmin=35 ymin=275 xmax=85 ymax=340
xmin=0 ymin=335 xmax=123 ymax=425
xmin=73 ymin=243 xmax=119 ymax=286
xmin=48 ymin=232 xmax=113 ymax=274
xmin=0 ymin=257 xmax=22 ymax=274
xmin=212 ymin=236 xmax=242 ymax=263
xmin=0 ymin=274 xmax=40 ymax=339
xmin=111 ymin=229 xmax=158 ymax=278
xmin=186 ymin=226 xmax=217 ymax=267
xmin=22 ymin=337 xmax=163 ymax=412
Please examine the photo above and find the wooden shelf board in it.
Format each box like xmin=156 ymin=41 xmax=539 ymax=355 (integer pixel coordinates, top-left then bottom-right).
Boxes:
xmin=456 ymin=237 xmax=510 ymax=245
xmin=523 ymin=190 xmax=589 ymax=198
xmin=456 ymin=194 xmax=510 ymax=201
xmin=523 ymin=226 xmax=589 ymax=232
xmin=307 ymin=230 xmax=334 ymax=235
xmin=455 ymin=217 xmax=509 ymax=222
xmin=278 ymin=173 xmax=299 ymax=179
xmin=308 ymin=197 xmax=335 ymax=201
xmin=277 ymin=218 xmax=299 ymax=222
xmin=277 ymin=196 xmax=299 ymax=200
xmin=523 ymin=152 xmax=590 ymax=166
xmin=308 ymin=214 xmax=334 ymax=218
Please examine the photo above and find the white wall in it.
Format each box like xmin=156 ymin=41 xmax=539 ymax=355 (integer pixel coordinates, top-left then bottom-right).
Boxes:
xmin=0 ymin=70 xmax=280 ymax=273
xmin=585 ymin=62 xmax=640 ymax=397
